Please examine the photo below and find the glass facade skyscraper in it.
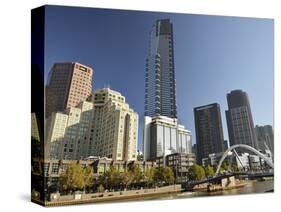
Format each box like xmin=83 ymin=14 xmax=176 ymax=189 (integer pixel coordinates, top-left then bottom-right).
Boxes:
xmin=226 ymin=90 xmax=258 ymax=149
xmin=144 ymin=19 xmax=177 ymax=118
xmin=194 ymin=103 xmax=225 ymax=164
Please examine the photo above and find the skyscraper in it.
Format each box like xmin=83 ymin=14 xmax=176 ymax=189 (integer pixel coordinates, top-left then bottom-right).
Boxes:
xmin=143 ymin=19 xmax=192 ymax=162
xmin=46 ymin=62 xmax=93 ymax=117
xmin=194 ymin=103 xmax=225 ymax=164
xmin=144 ymin=19 xmax=177 ymax=118
xmin=255 ymin=125 xmax=274 ymax=153
xmin=223 ymin=140 xmax=229 ymax=151
xmin=225 ymin=90 xmax=257 ymax=148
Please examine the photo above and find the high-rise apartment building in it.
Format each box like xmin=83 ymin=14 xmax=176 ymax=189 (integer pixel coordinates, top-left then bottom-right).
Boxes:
xmin=255 ymin=125 xmax=274 ymax=153
xmin=144 ymin=19 xmax=177 ymax=118
xmin=87 ymin=88 xmax=138 ymax=161
xmin=46 ymin=62 xmax=93 ymax=117
xmin=194 ymin=103 xmax=225 ymax=164
xmin=225 ymin=90 xmax=257 ymax=148
xmin=143 ymin=115 xmax=192 ymax=161
xmin=45 ymin=101 xmax=94 ymax=160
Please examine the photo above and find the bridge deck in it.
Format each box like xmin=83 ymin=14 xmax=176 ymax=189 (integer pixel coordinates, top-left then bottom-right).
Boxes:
xmin=181 ymin=172 xmax=273 ymax=190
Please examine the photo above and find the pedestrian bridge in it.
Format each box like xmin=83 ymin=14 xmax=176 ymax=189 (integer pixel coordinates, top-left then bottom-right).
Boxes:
xmin=181 ymin=171 xmax=273 ymax=191
xmin=182 ymin=144 xmax=274 ymax=191
xmin=215 ymin=144 xmax=274 ymax=175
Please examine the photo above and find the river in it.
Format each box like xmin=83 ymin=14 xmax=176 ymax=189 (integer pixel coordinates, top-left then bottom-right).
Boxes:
xmin=130 ymin=180 xmax=274 ymax=202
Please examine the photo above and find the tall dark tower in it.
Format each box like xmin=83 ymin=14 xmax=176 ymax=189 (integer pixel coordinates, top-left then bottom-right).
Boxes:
xmin=194 ymin=103 xmax=225 ymax=164
xmin=226 ymin=90 xmax=257 ymax=148
xmin=144 ymin=19 xmax=177 ymax=118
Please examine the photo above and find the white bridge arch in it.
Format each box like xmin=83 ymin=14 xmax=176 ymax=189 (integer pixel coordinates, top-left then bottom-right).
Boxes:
xmin=215 ymin=144 xmax=274 ymax=175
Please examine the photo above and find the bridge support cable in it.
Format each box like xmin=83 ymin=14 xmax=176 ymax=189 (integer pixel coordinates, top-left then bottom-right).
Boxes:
xmin=264 ymin=142 xmax=274 ymax=160
xmin=233 ymin=149 xmax=245 ymax=171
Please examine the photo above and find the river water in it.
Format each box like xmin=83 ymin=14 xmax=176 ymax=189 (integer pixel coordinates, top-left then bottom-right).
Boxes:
xmin=136 ymin=180 xmax=274 ymax=201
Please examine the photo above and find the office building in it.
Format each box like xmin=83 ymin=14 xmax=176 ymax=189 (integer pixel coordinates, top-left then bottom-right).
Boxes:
xmin=45 ymin=101 xmax=94 ymax=160
xmin=192 ymin=143 xmax=197 ymax=155
xmin=202 ymin=152 xmax=224 ymax=167
xmin=223 ymin=140 xmax=229 ymax=151
xmin=165 ymin=153 xmax=196 ymax=182
xmin=225 ymin=90 xmax=257 ymax=148
xmin=194 ymin=103 xmax=224 ymax=164
xmin=255 ymin=125 xmax=274 ymax=153
xmin=46 ymin=62 xmax=93 ymax=117
xmin=87 ymin=88 xmax=138 ymax=161
xmin=144 ymin=19 xmax=177 ymax=118
xmin=143 ymin=115 xmax=192 ymax=161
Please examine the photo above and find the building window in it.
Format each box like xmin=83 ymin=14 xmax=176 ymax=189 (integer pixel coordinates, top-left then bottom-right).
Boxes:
xmin=51 ymin=163 xmax=59 ymax=174
xmin=43 ymin=163 xmax=50 ymax=177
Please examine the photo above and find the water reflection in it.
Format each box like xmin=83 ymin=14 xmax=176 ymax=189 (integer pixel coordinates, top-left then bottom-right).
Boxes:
xmin=147 ymin=180 xmax=274 ymax=201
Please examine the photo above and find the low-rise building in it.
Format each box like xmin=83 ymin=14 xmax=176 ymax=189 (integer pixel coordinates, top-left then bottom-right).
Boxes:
xmin=143 ymin=115 xmax=192 ymax=161
xmin=165 ymin=153 xmax=196 ymax=182
xmin=234 ymin=152 xmax=272 ymax=171
xmin=155 ymin=153 xmax=195 ymax=182
xmin=32 ymin=158 xmax=156 ymax=184
xmin=202 ymin=152 xmax=224 ymax=167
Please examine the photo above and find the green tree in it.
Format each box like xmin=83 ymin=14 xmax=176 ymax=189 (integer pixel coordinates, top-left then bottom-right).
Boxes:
xmin=59 ymin=162 xmax=94 ymax=193
xmin=83 ymin=166 xmax=95 ymax=191
xmin=162 ymin=167 xmax=175 ymax=185
xmin=144 ymin=167 xmax=156 ymax=187
xmin=188 ymin=164 xmax=206 ymax=180
xmin=129 ymin=165 xmax=143 ymax=184
xmin=102 ymin=166 xmax=122 ymax=190
xmin=121 ymin=170 xmax=133 ymax=189
xmin=221 ymin=161 xmax=230 ymax=171
xmin=231 ymin=164 xmax=240 ymax=172
xmin=153 ymin=167 xmax=175 ymax=185
xmin=153 ymin=167 xmax=164 ymax=183
xmin=205 ymin=165 xmax=215 ymax=177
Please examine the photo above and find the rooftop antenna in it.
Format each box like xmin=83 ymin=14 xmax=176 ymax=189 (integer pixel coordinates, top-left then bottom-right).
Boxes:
xmin=103 ymin=83 xmax=111 ymax=89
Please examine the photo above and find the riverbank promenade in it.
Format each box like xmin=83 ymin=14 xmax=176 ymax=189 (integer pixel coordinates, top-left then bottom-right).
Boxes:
xmin=32 ymin=185 xmax=182 ymax=206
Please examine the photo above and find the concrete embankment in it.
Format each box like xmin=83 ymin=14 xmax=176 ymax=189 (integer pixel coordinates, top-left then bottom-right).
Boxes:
xmin=36 ymin=185 xmax=182 ymax=206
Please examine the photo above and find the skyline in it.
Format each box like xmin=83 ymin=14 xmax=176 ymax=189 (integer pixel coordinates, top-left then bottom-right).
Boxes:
xmin=44 ymin=6 xmax=274 ymax=150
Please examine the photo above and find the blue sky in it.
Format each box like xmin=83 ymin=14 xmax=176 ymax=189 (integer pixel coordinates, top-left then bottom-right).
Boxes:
xmin=45 ymin=5 xmax=274 ymax=151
